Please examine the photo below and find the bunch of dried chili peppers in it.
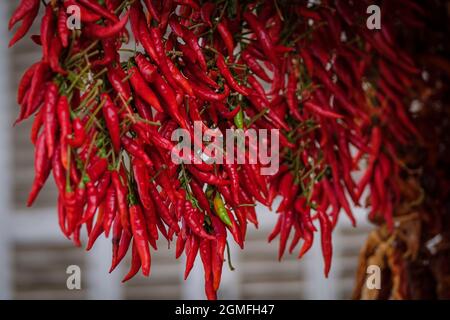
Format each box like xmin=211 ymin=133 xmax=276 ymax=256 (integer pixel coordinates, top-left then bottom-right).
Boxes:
xmin=9 ymin=0 xmax=424 ymax=299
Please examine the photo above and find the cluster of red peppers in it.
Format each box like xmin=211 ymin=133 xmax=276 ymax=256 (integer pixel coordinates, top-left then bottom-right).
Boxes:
xmin=9 ymin=0 xmax=423 ymax=299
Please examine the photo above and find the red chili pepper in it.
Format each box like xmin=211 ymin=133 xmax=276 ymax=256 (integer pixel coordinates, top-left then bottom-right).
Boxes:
xmin=159 ymin=0 xmax=173 ymax=32
xmin=129 ymin=198 xmax=151 ymax=276
xmin=121 ymin=136 xmax=153 ymax=168
xmin=176 ymin=226 xmax=186 ymax=259
xmin=86 ymin=156 xmax=108 ymax=183
xmin=85 ymin=12 xmax=129 ymax=39
xmin=26 ymin=62 xmax=49 ymax=117
xmin=217 ymin=19 xmax=234 ymax=60
xmin=9 ymin=0 xmax=39 ymax=30
xmin=243 ymin=11 xmax=278 ymax=65
xmin=131 ymin=158 xmax=154 ymax=210
xmin=184 ymin=200 xmax=215 ymax=240
xmin=210 ymin=215 xmax=226 ymax=290
xmin=318 ymin=210 xmax=332 ymax=277
xmin=63 ymin=0 xmax=101 ymax=23
xmin=298 ymin=223 xmax=314 ymax=258
xmin=52 ymin=144 xmax=65 ymax=195
xmin=111 ymin=170 xmax=130 ymax=233
xmin=174 ymin=0 xmax=200 ymax=10
xmin=278 ymin=210 xmax=294 ymax=260
xmin=128 ymin=66 xmax=163 ymax=113
xmin=103 ymin=185 xmax=117 ymax=237
xmin=30 ymin=106 xmax=44 ymax=145
xmin=49 ymin=35 xmax=66 ymax=74
xmin=143 ymin=202 xmax=159 ymax=242
xmin=110 ymin=227 xmax=132 ymax=272
xmin=184 ymin=234 xmax=199 ymax=279
xmin=43 ymin=83 xmax=59 ymax=158
xmin=101 ymin=93 xmax=121 ymax=153
xmin=199 ymin=239 xmax=217 ymax=300
xmin=17 ymin=62 xmax=38 ymax=105
xmin=77 ymin=0 xmax=118 ymax=22
xmin=150 ymin=69 xmax=189 ymax=129
xmin=356 ymin=126 xmax=382 ymax=199
xmin=57 ymin=194 xmax=68 ymax=237
xmin=67 ymin=118 xmax=86 ymax=148
xmin=79 ymin=181 xmax=100 ymax=228
xmin=169 ymin=17 xmax=207 ymax=71
xmin=9 ymin=1 xmax=39 ymax=47
xmin=187 ymin=166 xmax=229 ymax=187
xmin=86 ymin=202 xmax=105 ymax=250
xmin=239 ymin=166 xmax=268 ymax=206
xmin=57 ymin=6 xmax=69 ymax=48
xmin=241 ymin=50 xmax=271 ymax=82
xmin=227 ymin=209 xmax=244 ymax=249
xmin=27 ymin=132 xmax=51 ymax=207
xmin=107 ymin=65 xmax=131 ymax=103
xmin=92 ymin=38 xmax=118 ymax=67
xmin=304 ymin=101 xmax=343 ymax=119
xmin=200 ymin=2 xmax=215 ymax=27
xmin=40 ymin=5 xmax=54 ymax=63
xmin=122 ymin=241 xmax=142 ymax=282
xmin=135 ymin=53 xmax=158 ymax=83
xmin=148 ymin=181 xmax=180 ymax=233
xmin=191 ymin=82 xmax=230 ymax=102
xmin=109 ymin=214 xmax=122 ymax=272
xmin=185 ymin=64 xmax=220 ymax=89
xmin=217 ymin=55 xmax=250 ymax=96
xmin=143 ymin=0 xmax=160 ymax=22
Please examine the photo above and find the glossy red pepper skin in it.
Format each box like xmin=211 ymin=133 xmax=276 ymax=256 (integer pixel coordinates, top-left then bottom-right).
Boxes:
xmin=121 ymin=136 xmax=153 ymax=168
xmin=131 ymin=158 xmax=154 ymax=211
xmin=189 ymin=179 xmax=213 ymax=216
xmin=17 ymin=62 xmax=38 ymax=105
xmin=184 ymin=200 xmax=215 ymax=240
xmin=57 ymin=7 xmax=69 ymax=48
xmin=103 ymin=185 xmax=117 ymax=237
xmin=86 ymin=203 xmax=105 ymax=251
xmin=135 ymin=53 xmax=158 ymax=83
xmin=128 ymin=66 xmax=163 ymax=113
xmin=77 ymin=0 xmax=118 ymax=22
xmin=27 ymin=132 xmax=51 ymax=207
xmin=9 ymin=1 xmax=39 ymax=47
xmin=318 ymin=210 xmax=332 ymax=277
xmin=129 ymin=203 xmax=151 ymax=276
xmin=243 ymin=12 xmax=278 ymax=65
xmin=40 ymin=5 xmax=54 ymax=63
xmin=210 ymin=215 xmax=226 ymax=291
xmin=122 ymin=241 xmax=142 ymax=282
xmin=109 ymin=214 xmax=122 ymax=272
xmin=85 ymin=12 xmax=129 ymax=39
xmin=67 ymin=118 xmax=86 ymax=148
xmin=199 ymin=239 xmax=217 ymax=300
xmin=111 ymin=170 xmax=130 ymax=233
xmin=217 ymin=55 xmax=250 ymax=96
xmin=169 ymin=17 xmax=207 ymax=71
xmin=57 ymin=194 xmax=68 ymax=237
xmin=48 ymin=35 xmax=66 ymax=74
xmin=107 ymin=65 xmax=131 ymax=103
xmin=26 ymin=62 xmax=49 ymax=118
xmin=184 ymin=234 xmax=199 ymax=280
xmin=148 ymin=181 xmax=180 ymax=233
xmin=101 ymin=93 xmax=121 ymax=153
xmin=217 ymin=19 xmax=234 ymax=60
xmin=43 ymin=83 xmax=59 ymax=158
